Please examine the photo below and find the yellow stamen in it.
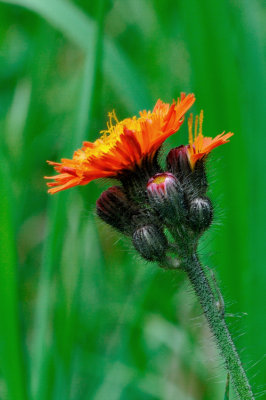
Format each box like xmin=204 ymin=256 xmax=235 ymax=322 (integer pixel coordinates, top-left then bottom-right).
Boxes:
xmin=188 ymin=113 xmax=193 ymax=147
xmin=194 ymin=115 xmax=199 ymax=153
xmin=199 ymin=110 xmax=204 ymax=137
xmin=106 ymin=110 xmax=119 ymax=132
xmin=187 ymin=110 xmax=205 ymax=156
xmin=197 ymin=110 xmax=204 ymax=152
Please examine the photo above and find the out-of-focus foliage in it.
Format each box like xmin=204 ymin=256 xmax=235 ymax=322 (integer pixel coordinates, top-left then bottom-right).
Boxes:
xmin=0 ymin=0 xmax=265 ymax=399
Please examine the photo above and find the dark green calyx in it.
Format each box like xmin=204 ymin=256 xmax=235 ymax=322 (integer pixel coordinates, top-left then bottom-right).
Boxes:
xmin=132 ymin=224 xmax=168 ymax=262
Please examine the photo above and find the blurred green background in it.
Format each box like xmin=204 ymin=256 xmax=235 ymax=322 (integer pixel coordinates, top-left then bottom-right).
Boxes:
xmin=0 ymin=0 xmax=265 ymax=399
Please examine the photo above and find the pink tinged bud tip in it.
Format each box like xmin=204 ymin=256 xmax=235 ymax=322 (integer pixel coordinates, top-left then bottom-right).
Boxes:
xmin=147 ymin=172 xmax=177 ymax=195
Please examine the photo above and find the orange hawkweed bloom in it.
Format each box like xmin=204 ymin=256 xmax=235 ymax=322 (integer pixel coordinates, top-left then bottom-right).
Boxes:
xmin=186 ymin=110 xmax=233 ymax=169
xmin=45 ymin=93 xmax=195 ymax=193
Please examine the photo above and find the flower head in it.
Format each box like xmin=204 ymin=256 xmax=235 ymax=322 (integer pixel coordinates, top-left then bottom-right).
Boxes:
xmin=186 ymin=110 xmax=233 ymax=169
xmin=45 ymin=93 xmax=195 ymax=193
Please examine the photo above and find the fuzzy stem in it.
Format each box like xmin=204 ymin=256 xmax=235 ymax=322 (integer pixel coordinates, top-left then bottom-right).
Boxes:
xmin=182 ymin=253 xmax=254 ymax=400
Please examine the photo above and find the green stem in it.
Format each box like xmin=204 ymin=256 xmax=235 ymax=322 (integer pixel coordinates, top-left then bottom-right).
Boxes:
xmin=182 ymin=254 xmax=254 ymax=400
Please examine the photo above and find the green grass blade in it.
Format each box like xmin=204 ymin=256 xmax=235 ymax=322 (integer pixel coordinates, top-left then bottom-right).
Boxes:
xmin=30 ymin=2 xmax=106 ymax=399
xmin=0 ymin=0 xmax=150 ymax=110
xmin=0 ymin=151 xmax=28 ymax=400
xmin=52 ymin=4 xmax=106 ymax=399
xmin=30 ymin=195 xmax=68 ymax=400
xmin=237 ymin=1 xmax=266 ymax=388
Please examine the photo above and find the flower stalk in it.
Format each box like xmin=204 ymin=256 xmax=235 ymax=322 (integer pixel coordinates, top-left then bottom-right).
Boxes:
xmin=167 ymin=253 xmax=254 ymax=400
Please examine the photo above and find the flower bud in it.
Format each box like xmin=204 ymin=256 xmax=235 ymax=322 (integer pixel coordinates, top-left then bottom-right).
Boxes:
xmin=167 ymin=145 xmax=191 ymax=181
xmin=96 ymin=186 xmax=133 ymax=234
xmin=167 ymin=146 xmax=208 ymax=197
xmin=146 ymin=172 xmax=187 ymax=223
xmin=187 ymin=197 xmax=213 ymax=233
xmin=132 ymin=224 xmax=168 ymax=262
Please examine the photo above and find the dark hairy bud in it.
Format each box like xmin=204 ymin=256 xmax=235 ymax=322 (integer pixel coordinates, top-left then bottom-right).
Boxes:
xmin=187 ymin=197 xmax=213 ymax=233
xmin=146 ymin=172 xmax=187 ymax=223
xmin=167 ymin=146 xmax=208 ymax=197
xmin=96 ymin=186 xmax=134 ymax=234
xmin=132 ymin=224 xmax=168 ymax=262
xmin=167 ymin=145 xmax=191 ymax=181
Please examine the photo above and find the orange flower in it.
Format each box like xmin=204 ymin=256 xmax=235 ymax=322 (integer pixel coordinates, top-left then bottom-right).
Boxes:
xmin=45 ymin=93 xmax=195 ymax=193
xmin=186 ymin=110 xmax=233 ymax=169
